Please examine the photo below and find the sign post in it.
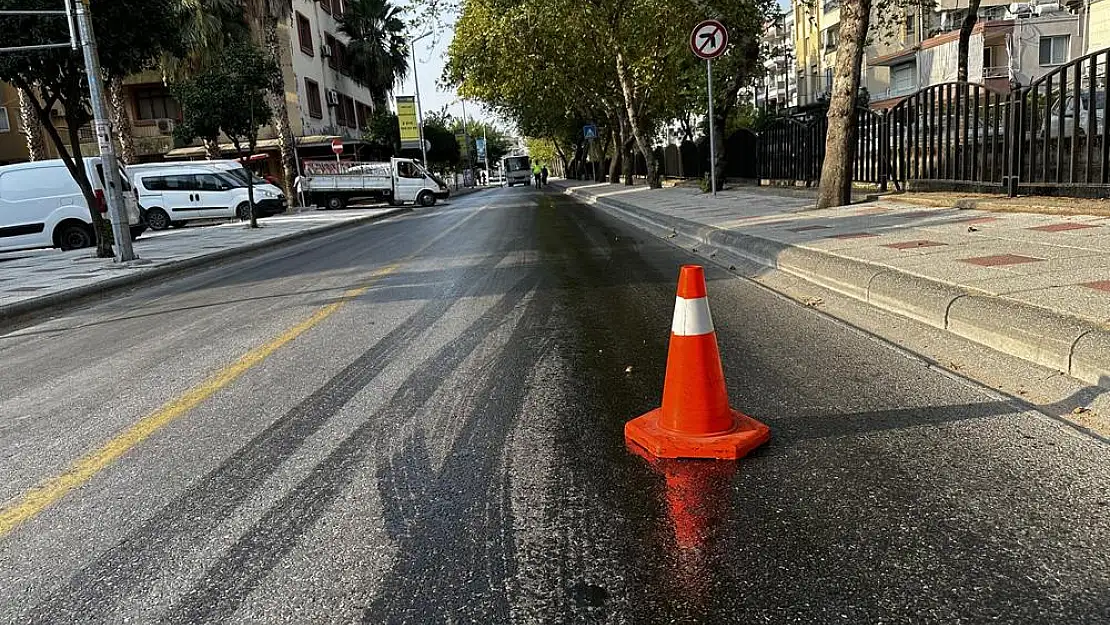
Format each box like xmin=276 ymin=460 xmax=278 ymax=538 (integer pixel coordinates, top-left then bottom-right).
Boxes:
xmin=691 ymin=19 xmax=728 ymax=197
xmin=331 ymin=138 xmax=344 ymax=172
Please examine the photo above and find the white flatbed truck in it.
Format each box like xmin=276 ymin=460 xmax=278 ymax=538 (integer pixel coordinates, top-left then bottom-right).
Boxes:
xmin=299 ymin=157 xmax=450 ymax=209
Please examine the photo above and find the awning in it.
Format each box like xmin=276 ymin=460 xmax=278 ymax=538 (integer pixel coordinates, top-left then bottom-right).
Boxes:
xmin=870 ymin=46 xmax=919 ymax=67
xmin=166 ymin=135 xmax=360 ymax=158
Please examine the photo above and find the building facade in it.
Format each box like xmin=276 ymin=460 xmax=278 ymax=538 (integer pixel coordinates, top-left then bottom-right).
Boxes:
xmin=0 ymin=0 xmax=383 ymax=179
xmin=755 ymin=11 xmax=799 ymax=110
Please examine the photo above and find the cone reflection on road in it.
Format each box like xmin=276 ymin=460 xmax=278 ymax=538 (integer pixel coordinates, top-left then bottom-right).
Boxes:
xmin=625 ymin=265 xmax=770 ymax=460
xmin=629 ymin=442 xmax=735 ymax=609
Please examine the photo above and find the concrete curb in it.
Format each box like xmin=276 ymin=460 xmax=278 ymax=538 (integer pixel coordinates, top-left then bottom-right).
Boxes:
xmin=0 ymin=207 xmax=411 ymax=330
xmin=559 ymin=184 xmax=1110 ymax=390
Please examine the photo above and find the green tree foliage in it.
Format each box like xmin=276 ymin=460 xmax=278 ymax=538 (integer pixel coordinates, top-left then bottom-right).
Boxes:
xmin=421 ymin=111 xmax=462 ymax=173
xmin=363 ymin=108 xmax=401 ymax=158
xmin=174 ymin=42 xmax=276 ymax=228
xmin=339 ymin=0 xmax=409 ymax=107
xmin=0 ymin=0 xmax=183 ymax=257
xmin=447 ymin=0 xmax=771 ymax=189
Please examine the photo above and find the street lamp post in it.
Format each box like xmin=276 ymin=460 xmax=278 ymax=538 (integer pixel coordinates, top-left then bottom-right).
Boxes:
xmin=410 ymin=32 xmax=432 ymax=168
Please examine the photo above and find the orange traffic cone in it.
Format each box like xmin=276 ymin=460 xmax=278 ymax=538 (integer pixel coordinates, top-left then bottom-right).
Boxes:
xmin=625 ymin=265 xmax=770 ymax=460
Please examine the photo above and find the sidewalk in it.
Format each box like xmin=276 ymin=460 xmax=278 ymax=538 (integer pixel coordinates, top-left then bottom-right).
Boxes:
xmin=555 ymin=179 xmax=1110 ymax=389
xmin=0 ymin=207 xmax=407 ymax=325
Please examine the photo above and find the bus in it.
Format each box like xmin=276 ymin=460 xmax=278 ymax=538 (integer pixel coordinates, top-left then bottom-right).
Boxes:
xmin=501 ymin=155 xmax=532 ymax=187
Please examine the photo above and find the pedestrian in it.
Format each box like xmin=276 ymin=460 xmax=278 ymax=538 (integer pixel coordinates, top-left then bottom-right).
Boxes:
xmin=540 ymin=165 xmax=549 ymax=187
xmin=532 ymin=162 xmax=542 ymax=187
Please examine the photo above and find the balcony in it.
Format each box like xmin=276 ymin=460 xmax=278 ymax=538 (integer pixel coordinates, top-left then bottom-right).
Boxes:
xmin=77 ymin=118 xmax=179 ymax=157
xmin=983 ymin=65 xmax=1008 ymax=79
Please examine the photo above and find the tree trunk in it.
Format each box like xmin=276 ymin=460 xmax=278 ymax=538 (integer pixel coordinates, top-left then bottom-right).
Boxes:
xmin=608 ymin=128 xmax=622 ymax=183
xmin=816 ymin=0 xmax=872 ymax=209
xmin=711 ymin=110 xmax=727 ymax=190
xmin=621 ymin=117 xmax=635 ymax=186
xmin=264 ymin=20 xmax=299 ymax=209
xmin=109 ymin=76 xmax=136 ymax=165
xmin=15 ymin=76 xmax=114 ymax=257
xmin=957 ymin=0 xmax=981 ymax=82
xmin=18 ymin=87 xmax=47 ymax=161
xmin=615 ymin=52 xmax=662 ymax=188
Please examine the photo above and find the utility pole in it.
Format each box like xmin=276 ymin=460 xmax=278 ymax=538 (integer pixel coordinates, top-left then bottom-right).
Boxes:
xmin=482 ymin=124 xmax=490 ymax=184
xmin=460 ymin=97 xmax=473 ymax=177
xmin=74 ymin=0 xmax=135 ymax=262
xmin=410 ymin=33 xmax=431 ymax=168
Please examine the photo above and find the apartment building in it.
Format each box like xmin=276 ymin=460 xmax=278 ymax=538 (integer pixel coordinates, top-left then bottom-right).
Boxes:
xmin=0 ymin=0 xmax=381 ymax=178
xmin=0 ymin=82 xmax=28 ymax=165
xmin=791 ymin=0 xmax=1086 ymax=111
xmin=755 ymin=11 xmax=799 ymax=110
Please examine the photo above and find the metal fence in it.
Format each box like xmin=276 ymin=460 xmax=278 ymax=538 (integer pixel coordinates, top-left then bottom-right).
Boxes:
xmin=757 ymin=47 xmax=1110 ymax=197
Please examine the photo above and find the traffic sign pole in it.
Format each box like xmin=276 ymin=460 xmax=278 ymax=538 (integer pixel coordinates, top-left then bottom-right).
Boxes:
xmin=691 ymin=19 xmax=727 ymax=198
xmin=707 ymin=59 xmax=717 ymax=197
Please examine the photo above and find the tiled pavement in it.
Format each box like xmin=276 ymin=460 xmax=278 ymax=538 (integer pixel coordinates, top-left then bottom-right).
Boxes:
xmin=0 ymin=208 xmax=404 ymax=317
xmin=554 ymin=180 xmax=1110 ymax=326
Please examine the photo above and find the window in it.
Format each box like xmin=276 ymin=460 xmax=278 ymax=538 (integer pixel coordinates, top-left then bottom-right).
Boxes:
xmin=342 ymin=95 xmax=356 ymax=128
xmin=141 ymin=174 xmax=199 ymax=191
xmin=355 ymin=101 xmax=368 ymax=129
xmin=891 ymin=62 xmax=915 ymax=94
xmin=983 ymin=46 xmax=993 ymax=67
xmin=133 ymin=86 xmax=180 ymax=120
xmin=305 ymin=78 xmax=323 ymax=119
xmin=195 ymin=174 xmax=230 ymax=191
xmin=296 ymin=12 xmax=313 ymax=55
xmin=325 ymin=33 xmax=338 ymax=70
xmin=320 ymin=0 xmax=331 ymax=15
xmin=0 ymin=107 xmax=9 ymax=133
xmin=334 ymin=0 xmax=345 ymax=16
xmin=905 ymin=14 xmax=915 ymax=40
xmin=334 ymin=92 xmax=347 ymax=126
xmin=1040 ymin=35 xmax=1069 ymax=66
xmin=336 ymin=43 xmax=348 ymax=75
xmin=397 ymin=162 xmax=421 ymax=178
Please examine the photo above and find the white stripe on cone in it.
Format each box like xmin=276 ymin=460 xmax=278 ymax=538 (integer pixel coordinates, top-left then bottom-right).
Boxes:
xmin=671 ymin=296 xmax=714 ymax=336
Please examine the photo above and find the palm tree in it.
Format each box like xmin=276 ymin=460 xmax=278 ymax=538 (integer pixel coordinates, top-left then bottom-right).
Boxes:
xmin=338 ymin=0 xmax=409 ymax=107
xmin=243 ymin=0 xmax=298 ymax=204
xmin=17 ymin=86 xmax=47 ymax=161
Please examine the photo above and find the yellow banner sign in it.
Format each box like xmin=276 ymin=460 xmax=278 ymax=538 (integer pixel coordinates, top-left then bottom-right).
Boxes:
xmin=396 ymin=96 xmax=421 ymax=147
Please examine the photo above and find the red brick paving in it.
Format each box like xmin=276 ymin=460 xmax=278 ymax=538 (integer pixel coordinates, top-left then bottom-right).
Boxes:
xmin=884 ymin=240 xmax=948 ymax=250
xmin=1081 ymin=280 xmax=1110 ymax=292
xmin=961 ymin=254 xmax=1043 ymax=267
xmin=1027 ymin=222 xmax=1101 ymax=232
xmin=830 ymin=232 xmax=878 ymax=239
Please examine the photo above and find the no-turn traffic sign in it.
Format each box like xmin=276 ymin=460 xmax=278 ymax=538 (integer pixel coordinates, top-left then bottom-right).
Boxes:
xmin=691 ymin=20 xmax=728 ymax=60
xmin=331 ymin=138 xmax=344 ymax=155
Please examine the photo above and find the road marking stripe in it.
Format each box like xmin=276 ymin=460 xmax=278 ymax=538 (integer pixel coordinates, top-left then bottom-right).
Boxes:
xmin=0 ymin=200 xmax=488 ymax=539
xmin=671 ymin=296 xmax=714 ymax=336
xmin=0 ymin=270 xmax=391 ymax=539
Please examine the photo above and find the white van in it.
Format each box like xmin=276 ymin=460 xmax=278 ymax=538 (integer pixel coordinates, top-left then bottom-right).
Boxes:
xmin=127 ymin=162 xmax=287 ymax=230
xmin=0 ymin=158 xmax=144 ymax=252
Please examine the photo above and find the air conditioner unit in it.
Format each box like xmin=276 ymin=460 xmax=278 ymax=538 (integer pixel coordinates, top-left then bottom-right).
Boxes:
xmin=326 ymin=90 xmax=340 ymax=106
xmin=156 ymin=118 xmax=174 ymax=134
xmin=321 ymin=44 xmax=333 ymax=58
xmin=1035 ymin=2 xmax=1062 ymax=15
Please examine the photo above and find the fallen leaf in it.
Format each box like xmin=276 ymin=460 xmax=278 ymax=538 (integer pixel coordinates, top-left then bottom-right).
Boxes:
xmin=1072 ymin=406 xmax=1091 ymax=415
xmin=967 ymin=226 xmax=979 ymax=232
xmin=803 ymin=297 xmax=824 ymax=307
xmin=728 ymin=265 xmax=736 ymax=270
xmin=624 ymin=366 xmax=633 ymax=374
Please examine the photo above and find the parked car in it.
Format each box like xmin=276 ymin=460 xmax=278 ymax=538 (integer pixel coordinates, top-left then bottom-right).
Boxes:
xmin=0 ymin=158 xmax=145 ymax=253
xmin=127 ymin=162 xmax=286 ymax=230
xmin=1041 ymin=90 xmax=1106 ymax=138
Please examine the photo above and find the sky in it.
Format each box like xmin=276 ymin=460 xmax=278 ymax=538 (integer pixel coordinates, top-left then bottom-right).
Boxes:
xmin=394 ymin=15 xmax=499 ymax=128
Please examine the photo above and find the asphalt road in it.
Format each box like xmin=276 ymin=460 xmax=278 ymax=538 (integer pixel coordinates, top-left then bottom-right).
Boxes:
xmin=1 ymin=187 xmax=1109 ymax=624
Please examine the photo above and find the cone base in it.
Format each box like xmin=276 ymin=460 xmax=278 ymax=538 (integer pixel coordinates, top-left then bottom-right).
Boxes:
xmin=625 ymin=408 xmax=770 ymax=460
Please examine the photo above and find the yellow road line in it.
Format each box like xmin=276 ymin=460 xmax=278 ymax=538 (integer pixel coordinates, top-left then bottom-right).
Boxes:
xmin=0 ymin=200 xmax=487 ymax=539
xmin=0 ymin=270 xmax=391 ymax=538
